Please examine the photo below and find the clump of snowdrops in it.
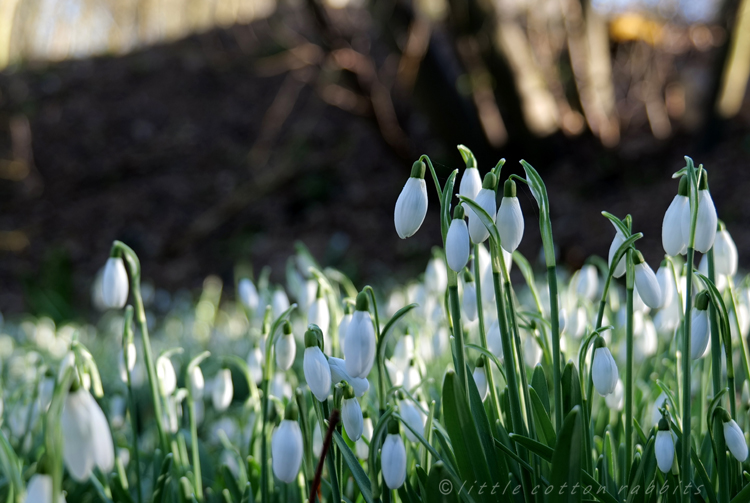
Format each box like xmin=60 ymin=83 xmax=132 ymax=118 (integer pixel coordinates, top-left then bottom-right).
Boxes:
xmin=0 ymin=147 xmax=749 ymax=503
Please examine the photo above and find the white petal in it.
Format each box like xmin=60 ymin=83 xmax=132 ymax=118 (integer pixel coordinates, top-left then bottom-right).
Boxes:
xmin=381 ymin=434 xmax=407 ymax=489
xmin=344 ymin=311 xmax=376 ymax=378
xmin=592 ymin=347 xmax=618 ymax=396
xmin=634 ymin=263 xmax=662 ymax=309
xmin=662 ymin=195 xmax=688 ymax=256
xmin=156 ymin=357 xmax=177 ymax=396
xmin=101 ymin=257 xmax=129 ymax=309
xmin=690 ymin=309 xmax=710 ymax=360
xmin=86 ymin=392 xmax=114 ymax=473
xmin=656 ymin=266 xmax=675 ymax=308
xmin=394 ymin=178 xmax=428 ymax=239
xmin=25 ymin=474 xmax=66 ymax=503
xmin=304 ymin=347 xmax=331 ymax=402
xmin=356 ymin=417 xmax=373 ymax=460
xmin=473 ymin=366 xmax=489 ymax=402
xmin=338 ymin=314 xmax=352 ymax=354
xmin=497 ymin=197 xmax=524 ymax=253
xmin=608 ymin=230 xmax=627 ymax=278
xmin=694 ymin=190 xmax=718 ymax=253
xmin=238 ymin=279 xmax=259 ymax=310
xmin=468 ymin=189 xmax=496 ymax=244
xmin=462 ymin=282 xmax=478 ymax=322
xmin=574 ymin=265 xmax=598 ymax=301
xmin=212 ymin=369 xmax=234 ymax=411
xmin=724 ymin=420 xmax=748 ymax=462
xmin=342 ymin=398 xmax=364 ymax=441
xmin=486 ymin=321 xmax=504 ymax=360
xmin=714 ymin=230 xmax=738 ymax=276
xmin=446 ymin=220 xmax=470 ymax=272
xmin=61 ymin=390 xmax=96 ymax=481
xmin=400 ymin=401 xmax=425 ymax=442
xmin=275 ymin=333 xmax=296 ymax=371
xmin=655 ymin=430 xmax=675 ymax=473
xmin=272 ymin=420 xmax=303 ymax=483
xmin=459 ymin=167 xmax=482 ymax=201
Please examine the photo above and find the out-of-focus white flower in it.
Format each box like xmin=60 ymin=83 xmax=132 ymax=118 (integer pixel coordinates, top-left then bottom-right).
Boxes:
xmin=270 ymin=371 xmax=292 ymax=400
xmin=459 ymin=162 xmax=482 ymax=206
xmin=681 ymin=173 xmax=717 ymax=254
xmin=303 ymin=328 xmax=331 ymax=402
xmin=462 ymin=276 xmax=478 ymax=322
xmin=425 ymin=256 xmax=448 ymax=294
xmin=575 ymin=265 xmax=598 ymax=301
xmin=656 ymin=264 xmax=675 ymax=309
xmin=271 ymin=404 xmax=303 ymax=483
xmin=381 ymin=421 xmax=407 ymax=489
xmin=356 ymin=414 xmax=373 ymax=460
xmin=607 ymin=227 xmax=627 ymax=278
xmin=247 ymin=347 xmax=263 ymax=384
xmin=473 ymin=360 xmax=488 ymax=402
xmin=633 ymin=252 xmax=662 ymax=309
xmin=272 ymin=288 xmax=291 ymax=319
xmin=308 ymin=288 xmax=331 ymax=352
xmin=723 ymin=416 xmax=748 ymax=462
xmin=275 ymin=321 xmax=296 ymax=371
xmin=655 ymin=419 xmax=675 ymax=473
xmin=342 ymin=387 xmax=364 ymax=441
xmin=690 ymin=293 xmax=710 ymax=360
xmin=61 ymin=386 xmax=114 ymax=481
xmin=156 ymin=356 xmax=177 ymax=396
xmin=402 ymin=360 xmax=421 ymax=392
xmin=487 ymin=320 xmax=504 ymax=360
xmin=394 ymin=161 xmax=428 ymax=239
xmin=118 ymin=342 xmax=136 ymax=383
xmin=605 ymin=379 xmax=624 ymax=411
xmin=344 ymin=292 xmax=376 ymax=379
xmin=338 ymin=308 xmax=353 ymax=355
xmin=101 ymin=257 xmax=129 ymax=309
xmin=524 ymin=333 xmax=542 ymax=368
xmin=238 ymin=278 xmax=259 ymax=311
xmin=592 ymin=341 xmax=618 ymax=396
xmin=328 ymin=357 xmax=370 ymax=397
xmin=212 ymin=369 xmax=234 ymax=412
xmin=399 ymin=398 xmax=425 ymax=442
xmin=496 ymin=179 xmax=524 ymax=253
xmin=446 ymin=209 xmax=470 ymax=273
xmin=468 ymin=173 xmax=497 ymax=244
xmin=24 ymin=474 xmax=67 ymax=503
xmin=652 ymin=392 xmax=667 ymax=425
xmin=190 ymin=366 xmax=205 ymax=400
xmin=312 ymin=424 xmax=323 ymax=457
xmin=662 ymin=177 xmax=688 ymax=256
xmin=714 ymin=226 xmax=738 ymax=277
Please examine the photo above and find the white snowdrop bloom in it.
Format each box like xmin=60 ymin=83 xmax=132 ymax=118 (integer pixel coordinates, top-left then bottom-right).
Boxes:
xmin=714 ymin=227 xmax=738 ymax=276
xmin=312 ymin=424 xmax=323 ymax=457
xmin=468 ymin=173 xmax=497 ymax=244
xmin=382 ymin=421 xmax=407 ymax=489
xmin=690 ymin=294 xmax=710 ymax=360
xmin=356 ymin=414 xmax=373 ymax=460
xmin=487 ymin=320 xmax=504 ymax=360
xmin=723 ymin=416 xmax=748 ymax=462
xmin=462 ymin=276 xmax=478 ymax=322
xmin=238 ymin=278 xmax=259 ymax=311
xmin=156 ymin=356 xmax=177 ymax=396
xmin=566 ymin=306 xmax=587 ymax=339
xmin=344 ymin=293 xmax=376 ymax=379
xmin=425 ymin=255 xmax=448 ymax=294
xmin=652 ymin=392 xmax=668 ymax=425
xmin=212 ymin=369 xmax=234 ymax=412
xmin=308 ymin=290 xmax=330 ymax=351
xmin=633 ymin=286 xmax=650 ymax=314
xmin=446 ymin=209 xmax=470 ymax=273
xmin=271 ymin=404 xmax=303 ymax=483
xmin=298 ymin=279 xmax=318 ymax=312
xmin=190 ymin=365 xmax=205 ymax=400
xmin=635 ymin=319 xmax=658 ymax=362
xmin=328 ymin=357 xmax=370 ymax=397
xmin=607 ymin=227 xmax=627 ymax=278
xmin=592 ymin=342 xmax=618 ymax=396
xmin=656 ymin=264 xmax=675 ymax=309
xmin=342 ymin=388 xmax=364 ymax=441
xmin=473 ymin=360 xmax=489 ymax=402
xmin=118 ymin=342 xmax=136 ymax=383
xmin=61 ymin=386 xmax=115 ymax=482
xmin=246 ymin=347 xmax=263 ymax=384
xmin=575 ymin=264 xmax=598 ymax=302
xmin=476 ymin=244 xmax=495 ymax=303
xmin=392 ymin=334 xmax=415 ymax=372
xmin=655 ymin=419 xmax=675 ymax=473
xmin=275 ymin=322 xmax=296 ymax=371
xmin=524 ymin=333 xmax=542 ymax=368
xmin=270 ymin=371 xmax=292 ymax=401
xmin=459 ymin=162 xmax=482 ymax=205
xmin=496 ymin=179 xmax=524 ymax=253
xmin=402 ymin=361 xmax=421 ymax=392
xmin=698 ymin=253 xmax=727 ymax=291
xmin=394 ymin=161 xmax=428 ymax=239
xmin=633 ymin=253 xmax=663 ymax=309
xmin=338 ymin=308 xmax=353 ymax=354
xmin=101 ymin=257 xmax=129 ymax=309
xmin=24 ymin=474 xmax=67 ymax=503
xmin=605 ymin=379 xmax=624 ymax=411
xmin=681 ymin=172 xmax=717 ymax=253
xmin=303 ymin=328 xmax=332 ymax=402
xmin=272 ymin=289 xmax=290 ymax=319
xmin=399 ymin=399 xmax=425 ymax=442
xmin=731 ymin=303 xmax=750 ymax=341
xmin=662 ymin=177 xmax=688 ymax=256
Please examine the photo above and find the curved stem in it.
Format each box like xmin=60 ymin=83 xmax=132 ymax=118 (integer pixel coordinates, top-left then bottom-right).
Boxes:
xmin=473 ymin=245 xmax=502 ymax=423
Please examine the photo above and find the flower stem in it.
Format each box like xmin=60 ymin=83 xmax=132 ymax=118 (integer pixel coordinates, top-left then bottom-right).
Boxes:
xmin=681 ymin=246 xmax=695 ymax=499
xmin=547 ymin=265 xmax=562 ymax=432
xmin=624 ymin=249 xmax=634 ymax=484
xmin=187 ymin=397 xmax=203 ymax=501
xmin=448 ymin=272 xmax=468 ymax=396
xmin=122 ymin=307 xmax=143 ymax=503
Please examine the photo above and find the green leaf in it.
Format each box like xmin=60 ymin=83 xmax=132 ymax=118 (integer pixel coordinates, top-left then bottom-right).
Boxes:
xmin=241 ymin=482 xmax=255 ymax=503
xmin=561 ymin=361 xmax=582 ymax=417
xmin=152 ymin=453 xmax=173 ymax=503
xmin=222 ymin=465 xmax=242 ymax=502
xmin=426 ymin=462 xmax=462 ymax=503
xmin=601 ymin=211 xmax=631 ymax=238
xmin=333 ymin=432 xmax=374 ymax=503
xmin=440 ymin=170 xmax=459 ymax=243
xmin=529 ymin=386 xmax=556 ymax=448
xmin=549 ymin=407 xmax=582 ymax=503
xmin=519 ymin=160 xmax=555 ymax=268
xmin=512 ymin=251 xmax=544 ymax=314
xmin=531 ymin=364 xmax=550 ymax=414
xmin=457 ymin=196 xmax=502 ymax=248
xmin=465 ymin=343 xmax=506 ymax=382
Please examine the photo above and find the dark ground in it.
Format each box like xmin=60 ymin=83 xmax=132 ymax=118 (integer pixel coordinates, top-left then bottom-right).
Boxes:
xmin=1 ymin=6 xmax=750 ymax=320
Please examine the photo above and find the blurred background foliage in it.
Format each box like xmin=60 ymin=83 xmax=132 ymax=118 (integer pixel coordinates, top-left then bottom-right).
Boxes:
xmin=0 ymin=0 xmax=750 ymax=320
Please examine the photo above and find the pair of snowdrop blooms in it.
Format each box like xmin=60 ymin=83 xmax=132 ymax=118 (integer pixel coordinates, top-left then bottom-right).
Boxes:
xmin=394 ymin=161 xmax=524 ymax=270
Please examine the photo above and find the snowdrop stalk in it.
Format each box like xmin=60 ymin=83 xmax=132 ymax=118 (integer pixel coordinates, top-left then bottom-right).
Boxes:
xmin=185 ymin=351 xmax=210 ymax=502
xmin=624 ymin=247 xmax=635 ymax=482
xmin=121 ymin=307 xmax=143 ymax=503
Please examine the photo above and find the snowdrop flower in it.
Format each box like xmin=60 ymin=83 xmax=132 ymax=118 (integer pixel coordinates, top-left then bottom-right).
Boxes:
xmin=275 ymin=321 xmax=296 ymax=371
xmin=381 ymin=420 xmax=407 ymax=489
xmin=487 ymin=320 xmax=504 ymax=360
xmin=524 ymin=331 xmax=542 ymax=368
xmin=425 ymin=255 xmax=448 ymax=294
xmin=468 ymin=173 xmax=497 ymax=244
xmin=605 ymin=379 xmax=624 ymax=411
xmin=118 ymin=342 xmax=136 ymax=383
xmin=61 ymin=384 xmax=115 ymax=481
xmin=303 ymin=326 xmax=331 ymax=402
xmin=338 ymin=305 xmax=353 ymax=354
xmin=272 ymin=289 xmax=290 ymax=319
xmin=344 ymin=292 xmax=376 ymax=379
xmin=24 ymin=473 xmax=67 ymax=503
xmin=399 ymin=396 xmax=425 ymax=442
xmin=462 ymin=272 xmax=478 ymax=322
xmin=496 ymin=179 xmax=524 ymax=253
xmin=607 ymin=227 xmax=627 ymax=278
xmin=156 ymin=356 xmax=177 ymax=396
xmin=101 ymin=256 xmax=129 ymax=309
xmin=212 ymin=369 xmax=234 ymax=412
xmin=328 ymin=357 xmax=370 ymax=397
xmin=633 ymin=252 xmax=663 ymax=309
xmin=270 ymin=371 xmax=292 ymax=401
xmin=356 ymin=413 xmax=373 ymax=460
xmin=308 ymin=287 xmax=330 ymax=351
xmin=341 ymin=384 xmax=364 ymax=441
xmin=722 ymin=411 xmax=748 ymax=462
xmin=446 ymin=206 xmax=470 ymax=272
xmin=681 ymin=170 xmax=717 ymax=254
xmin=574 ymin=265 xmax=598 ymax=301
xmin=690 ymin=292 xmax=710 ymax=360
xmin=459 ymin=159 xmax=482 ymax=206
xmin=652 ymin=392 xmax=668 ymax=425
xmin=246 ymin=346 xmax=263 ymax=384
xmin=392 ymin=333 xmax=414 ymax=372
xmin=238 ymin=278 xmax=259 ymax=311
xmin=312 ymin=424 xmax=323 ymax=457
xmin=714 ymin=224 xmax=738 ymax=276
xmin=655 ymin=418 xmax=674 ymax=473
xmin=271 ymin=402 xmax=303 ymax=483
xmin=662 ymin=177 xmax=688 ymax=256
xmin=592 ymin=338 xmax=618 ymax=396
xmin=402 ymin=359 xmax=421 ymax=392
xmin=394 ymin=161 xmax=428 ymax=239
xmin=473 ymin=359 xmax=489 ymax=402
xmin=656 ymin=263 xmax=675 ymax=308
xmin=189 ymin=365 xmax=205 ymax=400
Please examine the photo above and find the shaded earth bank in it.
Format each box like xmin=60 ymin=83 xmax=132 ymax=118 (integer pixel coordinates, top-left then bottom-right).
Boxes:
xmin=1 ymin=5 xmax=750 ymax=320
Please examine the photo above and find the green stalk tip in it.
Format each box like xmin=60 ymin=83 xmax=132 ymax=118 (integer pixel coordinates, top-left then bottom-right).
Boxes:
xmin=410 ymin=160 xmax=426 ymax=179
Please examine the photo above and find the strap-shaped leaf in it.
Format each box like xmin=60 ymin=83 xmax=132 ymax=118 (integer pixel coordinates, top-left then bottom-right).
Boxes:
xmin=333 ymin=431 xmax=374 ymax=503
xmin=529 ymin=386 xmax=556 ymax=447
xmin=457 ymin=196 xmax=501 ymax=248
xmin=531 ymin=364 xmax=550 ymax=414
xmin=519 ymin=160 xmax=556 ymax=268
xmin=601 ymin=211 xmax=631 ymax=238
xmin=550 ymin=407 xmax=582 ymax=503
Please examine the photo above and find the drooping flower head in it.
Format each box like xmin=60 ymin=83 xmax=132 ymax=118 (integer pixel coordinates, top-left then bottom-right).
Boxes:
xmin=632 ymin=251 xmax=663 ymax=309
xmin=655 ymin=417 xmax=674 ymax=473
xmin=275 ymin=320 xmax=296 ymax=371
xmin=381 ymin=419 xmax=407 ymax=489
xmin=468 ymin=173 xmax=497 ymax=244
xmin=303 ymin=325 xmax=332 ymax=402
xmin=344 ymin=291 xmax=376 ymax=379
xmin=341 ymin=383 xmax=364 ymax=441
xmin=496 ymin=178 xmax=524 ymax=253
xmin=690 ymin=291 xmax=711 ymax=360
xmin=681 ymin=169 xmax=717 ymax=254
xmin=592 ymin=336 xmax=618 ymax=396
xmin=446 ymin=205 xmax=470 ymax=273
xmin=394 ymin=160 xmax=428 ymax=239
xmin=271 ymin=402 xmax=303 ymax=483
xmin=662 ymin=176 xmax=688 ymax=256
xmin=102 ymin=255 xmax=129 ymax=309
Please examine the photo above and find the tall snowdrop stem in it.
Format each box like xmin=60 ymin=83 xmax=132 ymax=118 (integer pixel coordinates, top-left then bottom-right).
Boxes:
xmin=111 ymin=241 xmax=169 ymax=453
xmin=473 ymin=245 xmax=502 ymax=423
xmin=707 ymin=250 xmax=726 ymax=407
xmin=185 ymin=352 xmax=209 ymax=502
xmin=727 ymin=279 xmax=750 ymax=399
xmin=122 ymin=306 xmax=143 ymax=503
xmin=447 ymin=271 xmax=469 ymax=396
xmin=295 ymin=389 xmax=314 ymax=496
xmin=712 ymin=407 xmax=731 ymax=503
xmin=624 ymin=249 xmax=635 ymax=485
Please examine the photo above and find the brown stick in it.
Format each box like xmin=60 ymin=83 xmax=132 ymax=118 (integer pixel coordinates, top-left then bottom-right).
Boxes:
xmin=309 ymin=408 xmax=340 ymax=503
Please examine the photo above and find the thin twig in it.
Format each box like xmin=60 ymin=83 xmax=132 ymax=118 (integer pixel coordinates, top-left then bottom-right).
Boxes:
xmin=309 ymin=408 xmax=340 ymax=503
